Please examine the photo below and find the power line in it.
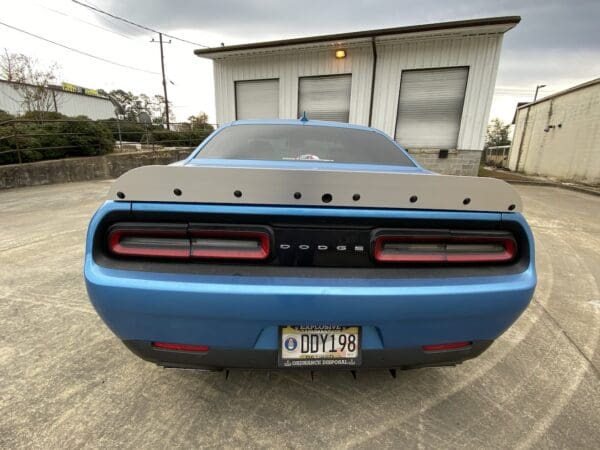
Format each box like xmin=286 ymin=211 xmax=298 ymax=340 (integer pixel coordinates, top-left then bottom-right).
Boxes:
xmin=0 ymin=20 xmax=160 ymax=75
xmin=71 ymin=0 xmax=210 ymax=48
xmin=36 ymin=4 xmax=136 ymax=40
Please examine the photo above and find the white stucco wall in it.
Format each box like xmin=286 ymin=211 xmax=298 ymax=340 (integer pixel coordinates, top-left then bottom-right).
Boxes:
xmin=508 ymin=81 xmax=600 ymax=184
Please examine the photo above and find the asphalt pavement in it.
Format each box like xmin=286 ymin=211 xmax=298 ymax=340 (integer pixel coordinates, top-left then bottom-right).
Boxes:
xmin=0 ymin=181 xmax=599 ymax=449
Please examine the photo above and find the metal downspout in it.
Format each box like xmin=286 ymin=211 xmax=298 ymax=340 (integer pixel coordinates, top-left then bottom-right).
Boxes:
xmin=368 ymin=37 xmax=378 ymax=127
xmin=514 ymin=107 xmax=530 ymax=171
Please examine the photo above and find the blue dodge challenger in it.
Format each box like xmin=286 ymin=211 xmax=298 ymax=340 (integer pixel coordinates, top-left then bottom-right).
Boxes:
xmin=85 ymin=119 xmax=536 ymax=371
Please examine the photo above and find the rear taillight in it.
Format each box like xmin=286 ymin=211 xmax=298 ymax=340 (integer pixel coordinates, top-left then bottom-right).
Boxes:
xmin=373 ymin=230 xmax=517 ymax=264
xmin=152 ymin=342 xmax=209 ymax=352
xmin=107 ymin=223 xmax=271 ymax=261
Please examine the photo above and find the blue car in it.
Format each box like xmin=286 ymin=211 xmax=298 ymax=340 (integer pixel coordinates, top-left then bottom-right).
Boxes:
xmin=85 ymin=119 xmax=536 ymax=371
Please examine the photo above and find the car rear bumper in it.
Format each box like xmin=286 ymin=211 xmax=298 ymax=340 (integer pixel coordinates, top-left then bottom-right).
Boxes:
xmin=84 ymin=201 xmax=536 ymax=369
xmin=85 ymin=260 xmax=535 ymax=361
xmin=123 ymin=339 xmax=494 ymax=370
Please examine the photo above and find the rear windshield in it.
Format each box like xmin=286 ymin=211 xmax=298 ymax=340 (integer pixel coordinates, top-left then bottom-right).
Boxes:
xmin=195 ymin=124 xmax=415 ymax=166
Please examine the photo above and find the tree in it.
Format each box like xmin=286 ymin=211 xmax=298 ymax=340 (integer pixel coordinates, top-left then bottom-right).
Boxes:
xmin=177 ymin=112 xmax=213 ymax=132
xmin=187 ymin=112 xmax=212 ymax=130
xmin=188 ymin=112 xmax=209 ymax=127
xmin=0 ymin=49 xmax=61 ymax=118
xmin=485 ymin=118 xmax=511 ymax=150
xmin=106 ymin=89 xmax=140 ymax=121
xmin=151 ymin=94 xmax=175 ymax=125
xmin=107 ymin=89 xmax=174 ymax=124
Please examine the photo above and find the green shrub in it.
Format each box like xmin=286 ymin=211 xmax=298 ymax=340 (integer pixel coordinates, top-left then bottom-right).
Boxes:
xmin=20 ymin=111 xmax=67 ymax=122
xmin=57 ymin=116 xmax=114 ymax=157
xmin=0 ymin=113 xmax=115 ymax=165
xmin=100 ymin=119 xmax=150 ymax=143
xmin=150 ymin=129 xmax=211 ymax=147
xmin=0 ymin=126 xmax=17 ymax=164
xmin=0 ymin=109 xmax=14 ymax=123
xmin=0 ymin=121 xmax=43 ymax=164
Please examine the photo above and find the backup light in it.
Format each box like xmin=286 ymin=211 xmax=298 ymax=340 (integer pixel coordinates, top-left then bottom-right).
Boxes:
xmin=108 ymin=228 xmax=190 ymax=258
xmin=190 ymin=229 xmax=270 ymax=260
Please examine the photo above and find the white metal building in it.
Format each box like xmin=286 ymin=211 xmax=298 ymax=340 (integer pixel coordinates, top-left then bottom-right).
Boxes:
xmin=508 ymin=78 xmax=600 ymax=185
xmin=195 ymin=17 xmax=519 ymax=175
xmin=0 ymin=80 xmax=116 ymax=120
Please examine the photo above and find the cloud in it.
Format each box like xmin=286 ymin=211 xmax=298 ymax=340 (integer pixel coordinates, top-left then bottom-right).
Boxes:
xmin=99 ymin=0 xmax=600 ymax=51
xmin=6 ymin=0 xmax=597 ymax=123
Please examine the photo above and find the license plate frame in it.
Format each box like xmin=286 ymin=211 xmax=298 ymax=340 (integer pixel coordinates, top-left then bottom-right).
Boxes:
xmin=278 ymin=325 xmax=362 ymax=368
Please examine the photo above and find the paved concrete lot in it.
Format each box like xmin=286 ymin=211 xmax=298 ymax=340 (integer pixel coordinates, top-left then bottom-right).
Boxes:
xmin=1 ymin=181 xmax=599 ymax=448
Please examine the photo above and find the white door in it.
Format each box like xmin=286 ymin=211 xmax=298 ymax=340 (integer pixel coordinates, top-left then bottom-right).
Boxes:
xmin=235 ymin=79 xmax=279 ymax=120
xmin=298 ymin=75 xmax=352 ymax=122
xmin=395 ymin=67 xmax=469 ymax=149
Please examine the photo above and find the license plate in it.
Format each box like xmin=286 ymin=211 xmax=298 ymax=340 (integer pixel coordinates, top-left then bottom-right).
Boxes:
xmin=278 ymin=326 xmax=361 ymax=368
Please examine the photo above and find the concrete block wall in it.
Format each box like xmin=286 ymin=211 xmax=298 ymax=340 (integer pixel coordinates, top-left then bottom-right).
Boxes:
xmin=0 ymin=145 xmax=483 ymax=190
xmin=407 ymin=149 xmax=482 ymax=176
xmin=0 ymin=148 xmax=192 ymax=189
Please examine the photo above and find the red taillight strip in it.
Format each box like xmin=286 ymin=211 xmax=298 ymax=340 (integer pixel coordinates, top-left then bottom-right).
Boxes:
xmin=373 ymin=234 xmax=516 ymax=264
xmin=190 ymin=230 xmax=270 ymax=260
xmin=108 ymin=229 xmax=190 ymax=258
xmin=152 ymin=342 xmax=209 ymax=352
xmin=422 ymin=342 xmax=471 ymax=352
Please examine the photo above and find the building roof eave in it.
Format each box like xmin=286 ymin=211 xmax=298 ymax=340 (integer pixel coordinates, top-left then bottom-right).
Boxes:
xmin=516 ymin=77 xmax=600 ymax=111
xmin=194 ymin=16 xmax=520 ymax=59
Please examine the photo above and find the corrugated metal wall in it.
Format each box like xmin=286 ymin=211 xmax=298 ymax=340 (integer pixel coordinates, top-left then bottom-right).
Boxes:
xmin=372 ymin=34 xmax=503 ymax=151
xmin=213 ymin=45 xmax=374 ymax=126
xmin=508 ymin=82 xmax=600 ymax=184
xmin=0 ymin=82 xmax=22 ymax=113
xmin=54 ymin=91 xmax=116 ymax=119
xmin=212 ymin=32 xmax=503 ymax=153
xmin=0 ymin=81 xmax=115 ymax=120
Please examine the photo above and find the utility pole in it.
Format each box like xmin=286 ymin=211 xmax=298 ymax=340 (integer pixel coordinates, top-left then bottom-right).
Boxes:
xmin=152 ymin=33 xmax=171 ymax=130
xmin=533 ymin=84 xmax=546 ymax=102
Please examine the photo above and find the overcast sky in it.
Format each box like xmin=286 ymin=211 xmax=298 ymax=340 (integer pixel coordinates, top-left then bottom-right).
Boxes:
xmin=2 ymin=0 xmax=599 ymax=124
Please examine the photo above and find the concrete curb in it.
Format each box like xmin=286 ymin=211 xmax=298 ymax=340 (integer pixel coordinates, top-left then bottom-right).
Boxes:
xmin=504 ymin=179 xmax=600 ymax=197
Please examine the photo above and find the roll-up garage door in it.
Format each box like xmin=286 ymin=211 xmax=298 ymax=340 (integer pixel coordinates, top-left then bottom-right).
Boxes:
xmin=298 ymin=75 xmax=352 ymax=122
xmin=235 ymin=79 xmax=279 ymax=120
xmin=395 ymin=67 xmax=469 ymax=149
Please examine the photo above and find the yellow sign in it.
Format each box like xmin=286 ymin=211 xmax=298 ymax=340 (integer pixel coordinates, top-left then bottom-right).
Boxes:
xmin=62 ymin=82 xmax=100 ymax=97
xmin=62 ymin=82 xmax=80 ymax=93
